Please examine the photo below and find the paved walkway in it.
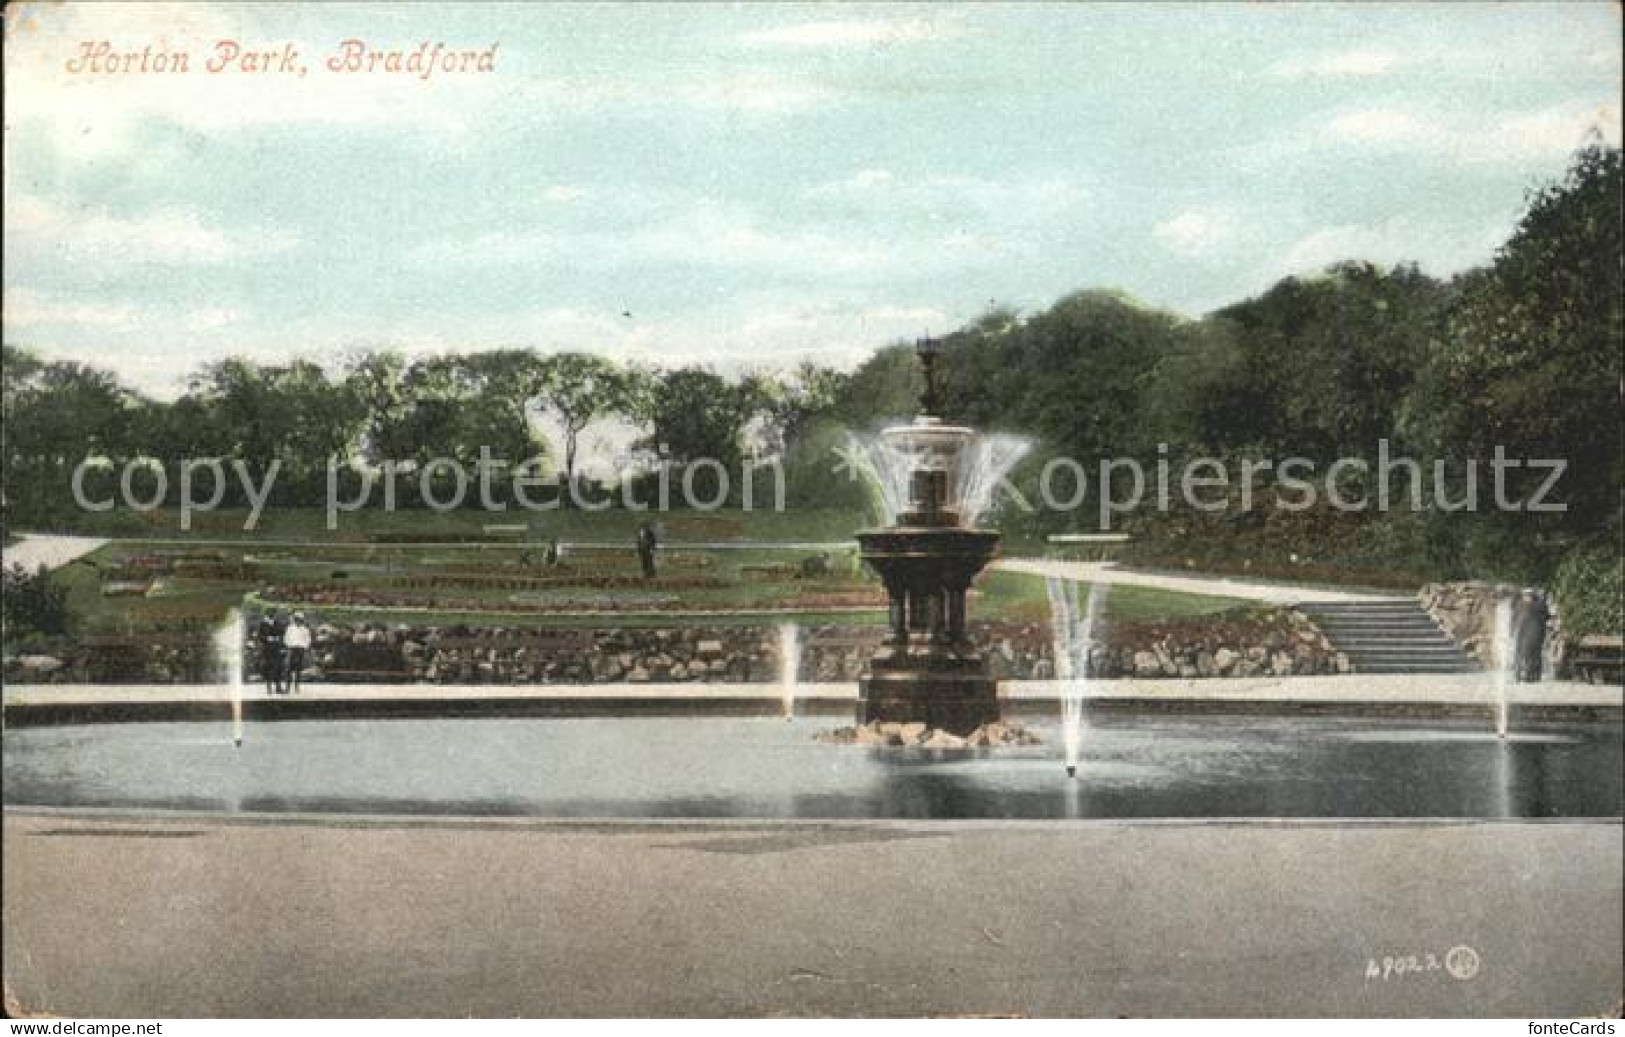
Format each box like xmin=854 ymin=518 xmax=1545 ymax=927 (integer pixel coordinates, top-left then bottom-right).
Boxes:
xmin=995 ymin=556 xmax=1401 ymax=605
xmin=4 ymin=677 xmax=1618 ymax=717
xmin=1 ymin=534 xmax=108 ymax=573
xmin=4 ymin=811 xmax=1618 ymax=1016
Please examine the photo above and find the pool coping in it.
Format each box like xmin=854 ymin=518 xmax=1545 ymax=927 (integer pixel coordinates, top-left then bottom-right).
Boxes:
xmin=3 ymin=675 xmax=1619 ymax=726
xmin=7 ymin=804 xmax=1622 ymax=831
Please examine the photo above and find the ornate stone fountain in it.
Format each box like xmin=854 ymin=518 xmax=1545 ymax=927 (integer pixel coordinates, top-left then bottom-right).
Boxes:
xmin=856 ymin=338 xmax=1004 ymax=735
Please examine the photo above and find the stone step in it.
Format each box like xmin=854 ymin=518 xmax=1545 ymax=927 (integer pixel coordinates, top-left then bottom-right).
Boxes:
xmin=1352 ymin=666 xmax=1482 ymax=676
xmin=1332 ymin=643 xmax=1462 ymax=650
xmin=1306 ymin=611 xmax=1437 ymax=621
xmin=1317 ymin=625 xmax=1442 ymax=634
xmin=1302 ymin=605 xmax=1422 ymax=614
xmin=1312 ymin=613 xmax=1434 ymax=621
xmin=1316 ymin=624 xmax=1447 ymax=636
xmin=1339 ymin=650 xmax=1482 ymax=666
xmin=1319 ymin=630 xmax=1462 ymax=637
xmin=1298 ymin=599 xmax=1481 ymax=675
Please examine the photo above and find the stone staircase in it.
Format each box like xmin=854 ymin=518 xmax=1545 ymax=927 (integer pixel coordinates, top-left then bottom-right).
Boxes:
xmin=1299 ymin=600 xmax=1482 ymax=675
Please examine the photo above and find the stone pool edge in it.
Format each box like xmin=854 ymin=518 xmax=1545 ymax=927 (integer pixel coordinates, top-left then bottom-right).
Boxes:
xmin=3 ymin=675 xmax=1618 ymax=726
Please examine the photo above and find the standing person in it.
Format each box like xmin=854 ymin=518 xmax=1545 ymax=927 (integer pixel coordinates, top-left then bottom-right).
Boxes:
xmin=636 ymin=521 xmax=658 ymax=579
xmin=255 ymin=608 xmax=287 ymax=694
xmin=1514 ymin=589 xmax=1550 ymax=683
xmin=284 ymin=612 xmax=312 ymax=694
xmin=270 ymin=608 xmax=290 ymax=694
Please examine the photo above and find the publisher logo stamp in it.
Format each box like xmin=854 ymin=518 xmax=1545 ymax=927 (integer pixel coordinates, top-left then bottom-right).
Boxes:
xmin=1445 ymin=945 xmax=1481 ymax=981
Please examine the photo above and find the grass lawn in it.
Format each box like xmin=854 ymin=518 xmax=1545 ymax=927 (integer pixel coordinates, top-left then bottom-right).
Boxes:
xmin=973 ymin=569 xmax=1245 ymax=624
xmin=39 ymin=505 xmax=871 ymax=543
xmin=45 ymin=540 xmax=1245 ymax=637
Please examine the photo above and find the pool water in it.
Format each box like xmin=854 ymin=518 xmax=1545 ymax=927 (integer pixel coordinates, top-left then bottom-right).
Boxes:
xmin=4 ymin=715 xmax=1620 ymax=820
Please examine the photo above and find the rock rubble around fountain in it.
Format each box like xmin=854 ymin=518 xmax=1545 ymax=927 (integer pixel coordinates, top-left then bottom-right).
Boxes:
xmin=815 ymin=719 xmax=1042 ymax=748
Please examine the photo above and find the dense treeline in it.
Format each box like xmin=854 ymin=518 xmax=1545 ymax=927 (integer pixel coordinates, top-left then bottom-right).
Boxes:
xmin=1 ymin=347 xmax=793 ymax=515
xmin=3 ymin=143 xmax=1619 ymax=596
xmin=824 ymin=141 xmax=1622 ymax=591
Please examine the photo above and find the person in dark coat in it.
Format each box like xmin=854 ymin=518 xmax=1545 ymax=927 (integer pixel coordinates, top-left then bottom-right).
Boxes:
xmin=255 ymin=608 xmax=287 ymax=694
xmin=636 ymin=522 xmax=658 ymax=579
xmin=1514 ymin=590 xmax=1550 ymax=683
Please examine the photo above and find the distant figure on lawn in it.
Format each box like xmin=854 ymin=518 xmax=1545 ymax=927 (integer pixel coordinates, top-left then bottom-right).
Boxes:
xmin=637 ymin=522 xmax=658 ymax=579
xmin=284 ymin=612 xmax=312 ymax=694
xmin=255 ymin=608 xmax=287 ymax=694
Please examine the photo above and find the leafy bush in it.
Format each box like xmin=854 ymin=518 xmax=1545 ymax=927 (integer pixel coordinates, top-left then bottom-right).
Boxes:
xmin=1 ymin=563 xmax=73 ymax=640
xmin=1552 ymin=539 xmax=1624 ymax=639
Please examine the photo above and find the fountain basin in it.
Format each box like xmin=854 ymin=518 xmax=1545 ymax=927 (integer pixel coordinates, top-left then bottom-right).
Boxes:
xmin=3 ymin=715 xmax=1620 ymax=819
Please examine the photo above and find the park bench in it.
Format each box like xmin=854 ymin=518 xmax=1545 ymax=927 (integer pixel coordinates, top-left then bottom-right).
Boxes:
xmin=309 ymin=641 xmax=413 ymax=684
xmin=1569 ymin=635 xmax=1623 ymax=685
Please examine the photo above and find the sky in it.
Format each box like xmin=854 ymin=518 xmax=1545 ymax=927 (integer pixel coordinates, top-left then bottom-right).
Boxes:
xmin=4 ymin=1 xmax=1621 ymax=399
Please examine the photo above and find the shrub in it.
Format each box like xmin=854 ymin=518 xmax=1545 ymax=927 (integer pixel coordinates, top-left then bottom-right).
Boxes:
xmin=1552 ymin=539 xmax=1624 ymax=639
xmin=1 ymin=563 xmax=73 ymax=640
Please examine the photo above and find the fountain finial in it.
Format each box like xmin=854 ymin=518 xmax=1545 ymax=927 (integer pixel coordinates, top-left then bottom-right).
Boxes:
xmin=916 ymin=335 xmax=943 ymax=418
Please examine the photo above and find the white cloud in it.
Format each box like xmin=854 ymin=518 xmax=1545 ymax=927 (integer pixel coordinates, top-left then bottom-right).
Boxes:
xmin=11 ymin=289 xmax=962 ymax=401
xmin=1271 ymin=218 xmax=1506 ymax=281
xmin=1271 ymin=50 xmax=1398 ymax=79
xmin=406 ymin=201 xmax=1019 ymax=278
xmin=1287 ymin=101 xmax=1623 ymax=164
xmin=3 ymin=286 xmax=245 ymax=393
xmin=740 ymin=18 xmax=960 ymax=49
xmin=803 ymin=169 xmax=1086 ymax=222
xmin=1152 ymin=207 xmax=1239 ymax=260
xmin=3 ymin=287 xmax=142 ymax=330
xmin=1326 ymin=108 xmax=1432 ymax=146
xmin=184 ymin=307 xmax=242 ymax=331
xmin=513 ymin=68 xmax=843 ymax=118
xmin=1490 ymin=103 xmax=1623 ymax=160
xmin=6 ymin=195 xmax=299 ymax=266
xmin=674 ymin=72 xmax=841 ymax=115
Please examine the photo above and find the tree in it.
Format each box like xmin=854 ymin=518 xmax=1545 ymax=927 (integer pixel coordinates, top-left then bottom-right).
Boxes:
xmin=388 ymin=354 xmax=545 ymax=467
xmin=1411 ymin=139 xmax=1623 ymax=533
xmin=533 ymin=352 xmax=645 ymax=484
xmin=191 ymin=357 xmax=364 ymax=502
xmin=343 ymin=350 xmax=411 ymax=464
xmin=828 ymin=343 xmax=920 ymax=429
xmin=1209 ymin=261 xmax=1447 ymax=461
xmin=774 ymin=362 xmax=851 ymax=448
xmin=637 ymin=366 xmax=776 ymax=469
xmin=2 ymin=350 xmax=138 ymax=523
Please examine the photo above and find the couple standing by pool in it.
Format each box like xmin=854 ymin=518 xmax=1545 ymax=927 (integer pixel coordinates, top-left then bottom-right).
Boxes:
xmin=255 ymin=608 xmax=312 ymax=694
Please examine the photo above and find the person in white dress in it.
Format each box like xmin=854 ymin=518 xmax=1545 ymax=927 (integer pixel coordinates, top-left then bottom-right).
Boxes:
xmin=284 ymin=612 xmax=313 ymax=694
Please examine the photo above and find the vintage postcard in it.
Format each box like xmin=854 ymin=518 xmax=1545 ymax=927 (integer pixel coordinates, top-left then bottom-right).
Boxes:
xmin=2 ymin=1 xmax=1621 ymax=1023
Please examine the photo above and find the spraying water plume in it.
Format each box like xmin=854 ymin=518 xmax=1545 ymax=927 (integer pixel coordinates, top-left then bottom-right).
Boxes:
xmin=1046 ymin=576 xmax=1108 ymax=778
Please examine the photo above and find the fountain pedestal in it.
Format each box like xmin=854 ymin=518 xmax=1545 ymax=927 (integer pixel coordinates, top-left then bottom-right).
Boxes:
xmin=857 ymin=526 xmax=1001 ymax=734
xmin=855 ymin=344 xmax=1006 ymax=734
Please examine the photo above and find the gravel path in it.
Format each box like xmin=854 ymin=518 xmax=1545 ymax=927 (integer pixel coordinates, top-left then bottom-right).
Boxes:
xmin=1 ymin=534 xmax=109 ymax=573
xmin=995 ymin=556 xmax=1401 ymax=604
